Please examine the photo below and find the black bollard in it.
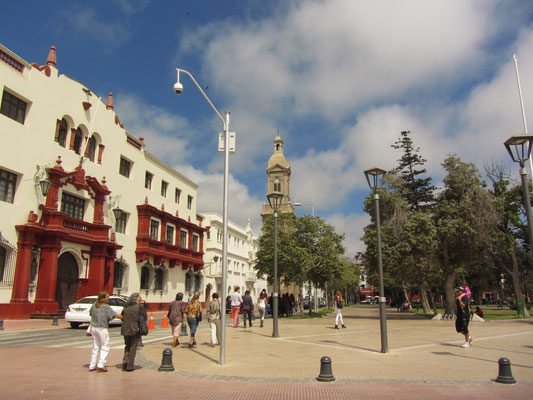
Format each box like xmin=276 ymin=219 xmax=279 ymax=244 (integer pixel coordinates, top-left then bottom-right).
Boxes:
xmin=179 ymin=322 xmax=188 ymax=337
xmin=0 ymin=319 xmax=4 ymax=330
xmin=158 ymin=348 xmax=175 ymax=372
xmin=496 ymin=357 xmax=516 ymax=384
xmin=316 ymin=356 xmax=335 ymax=382
xmin=51 ymin=316 xmax=58 ymax=326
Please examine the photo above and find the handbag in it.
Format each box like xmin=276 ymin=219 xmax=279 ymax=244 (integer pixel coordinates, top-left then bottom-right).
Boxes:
xmin=336 ymin=300 xmax=343 ymax=309
xmin=196 ymin=306 xmax=202 ymax=322
xmin=138 ymin=306 xmax=149 ymax=336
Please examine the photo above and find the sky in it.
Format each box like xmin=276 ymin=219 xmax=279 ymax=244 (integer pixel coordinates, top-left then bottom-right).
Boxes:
xmin=2 ymin=0 xmax=533 ymax=257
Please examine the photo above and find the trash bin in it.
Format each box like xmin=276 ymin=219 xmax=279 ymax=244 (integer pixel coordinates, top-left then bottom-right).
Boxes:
xmin=516 ymin=300 xmax=525 ymax=318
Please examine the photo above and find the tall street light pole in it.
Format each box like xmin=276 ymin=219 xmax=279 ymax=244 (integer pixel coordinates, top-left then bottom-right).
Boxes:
xmin=174 ymin=68 xmax=232 ymax=364
xmin=267 ymin=178 xmax=283 ymax=338
xmin=504 ymin=134 xmax=533 ymax=317
xmin=364 ymin=167 xmax=389 ymax=353
xmin=293 ymin=202 xmax=318 ymax=313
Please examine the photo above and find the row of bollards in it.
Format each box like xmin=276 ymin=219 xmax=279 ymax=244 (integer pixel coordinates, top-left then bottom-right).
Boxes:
xmin=155 ymin=350 xmax=516 ymax=384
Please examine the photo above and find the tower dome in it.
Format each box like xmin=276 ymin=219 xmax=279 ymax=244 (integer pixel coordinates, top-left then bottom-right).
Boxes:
xmin=267 ymin=136 xmax=289 ymax=170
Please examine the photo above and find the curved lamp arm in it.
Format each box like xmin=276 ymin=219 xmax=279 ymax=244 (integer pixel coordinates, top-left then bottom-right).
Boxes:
xmin=176 ymin=68 xmax=225 ymax=128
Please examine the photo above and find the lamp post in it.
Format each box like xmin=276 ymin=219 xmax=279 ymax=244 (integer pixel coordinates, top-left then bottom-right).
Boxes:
xmin=364 ymin=167 xmax=389 ymax=353
xmin=504 ymin=134 xmax=533 ymax=317
xmin=293 ymin=202 xmax=318 ymax=313
xmin=267 ymin=178 xmax=283 ymax=338
xmin=174 ymin=68 xmax=232 ymax=364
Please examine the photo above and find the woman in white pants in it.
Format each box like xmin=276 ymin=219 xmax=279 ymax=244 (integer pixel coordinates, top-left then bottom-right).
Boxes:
xmin=334 ymin=291 xmax=346 ymax=329
xmin=206 ymin=293 xmax=221 ymax=347
xmin=88 ymin=291 xmax=122 ymax=372
xmin=257 ymin=292 xmax=267 ymax=327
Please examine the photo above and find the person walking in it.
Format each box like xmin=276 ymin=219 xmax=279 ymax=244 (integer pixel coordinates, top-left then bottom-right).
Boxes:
xmin=242 ymin=290 xmax=254 ymax=328
xmin=185 ymin=293 xmax=201 ymax=348
xmin=230 ymin=286 xmax=243 ymax=328
xmin=121 ymin=292 xmax=145 ymax=371
xmin=334 ymin=291 xmax=346 ymax=329
xmin=455 ymin=287 xmax=473 ymax=348
xmin=168 ymin=292 xmax=186 ymax=347
xmin=257 ymin=291 xmax=267 ymax=327
xmin=206 ymin=293 xmax=221 ymax=347
xmin=88 ymin=291 xmax=123 ymax=372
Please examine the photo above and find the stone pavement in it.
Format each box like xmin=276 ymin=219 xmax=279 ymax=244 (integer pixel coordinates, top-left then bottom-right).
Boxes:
xmin=1 ymin=305 xmax=532 ymax=399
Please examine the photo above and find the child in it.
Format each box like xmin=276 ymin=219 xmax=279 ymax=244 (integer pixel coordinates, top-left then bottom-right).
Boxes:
xmin=462 ymin=281 xmax=472 ymax=300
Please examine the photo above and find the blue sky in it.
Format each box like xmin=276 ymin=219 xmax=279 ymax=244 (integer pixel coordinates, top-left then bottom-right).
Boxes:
xmin=3 ymin=0 xmax=533 ymax=256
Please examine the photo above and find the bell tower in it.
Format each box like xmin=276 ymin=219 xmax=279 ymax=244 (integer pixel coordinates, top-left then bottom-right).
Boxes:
xmin=261 ymin=135 xmax=295 ymax=222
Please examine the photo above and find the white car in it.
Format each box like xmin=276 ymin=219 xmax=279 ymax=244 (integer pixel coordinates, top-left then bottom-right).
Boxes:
xmin=360 ymin=298 xmax=372 ymax=304
xmin=65 ymin=295 xmax=126 ymax=328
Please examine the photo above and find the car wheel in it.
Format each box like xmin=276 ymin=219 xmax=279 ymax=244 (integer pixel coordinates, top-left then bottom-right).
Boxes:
xmin=69 ymin=322 xmax=81 ymax=329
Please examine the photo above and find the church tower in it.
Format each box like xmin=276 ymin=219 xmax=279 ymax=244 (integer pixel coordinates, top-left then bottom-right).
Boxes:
xmin=261 ymin=135 xmax=295 ymax=222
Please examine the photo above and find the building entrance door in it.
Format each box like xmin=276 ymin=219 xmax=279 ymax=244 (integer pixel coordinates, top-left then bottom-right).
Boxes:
xmin=55 ymin=252 xmax=79 ymax=311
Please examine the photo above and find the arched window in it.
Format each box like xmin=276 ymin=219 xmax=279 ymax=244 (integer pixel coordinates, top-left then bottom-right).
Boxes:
xmin=73 ymin=128 xmax=83 ymax=155
xmin=194 ymin=274 xmax=202 ymax=293
xmin=87 ymin=136 xmax=96 ymax=162
xmin=155 ymin=268 xmax=164 ymax=291
xmin=57 ymin=119 xmax=68 ymax=147
xmin=274 ymin=179 xmax=281 ymax=192
xmin=114 ymin=262 xmax=124 ymax=288
xmin=0 ymin=246 xmax=6 ymax=282
xmin=140 ymin=266 xmax=150 ymax=290
xmin=185 ymin=270 xmax=193 ymax=292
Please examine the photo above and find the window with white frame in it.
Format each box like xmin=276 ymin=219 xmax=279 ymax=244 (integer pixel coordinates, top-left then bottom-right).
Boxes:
xmin=119 ymin=156 xmax=131 ymax=178
xmin=161 ymin=180 xmax=168 ymax=197
xmin=192 ymin=234 xmax=199 ymax=252
xmin=145 ymin=171 xmax=153 ymax=189
xmin=166 ymin=225 xmax=174 ymax=245
xmin=155 ymin=268 xmax=164 ymax=291
xmin=0 ymin=168 xmax=17 ymax=204
xmin=187 ymin=195 xmax=193 ymax=209
xmin=115 ymin=212 xmax=127 ymax=234
xmin=180 ymin=230 xmax=188 ymax=248
xmin=60 ymin=192 xmax=85 ymax=220
xmin=140 ymin=266 xmax=150 ymax=290
xmin=0 ymin=90 xmax=27 ymax=124
xmin=175 ymin=188 xmax=181 ymax=203
xmin=150 ymin=219 xmax=160 ymax=241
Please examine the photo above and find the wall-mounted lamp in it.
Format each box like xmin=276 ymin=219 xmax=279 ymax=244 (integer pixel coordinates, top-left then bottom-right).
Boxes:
xmin=113 ymin=207 xmax=125 ymax=220
xmin=39 ymin=180 xmax=52 ymax=197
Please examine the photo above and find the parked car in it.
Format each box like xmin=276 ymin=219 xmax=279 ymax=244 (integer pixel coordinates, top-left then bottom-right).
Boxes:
xmin=64 ymin=295 xmax=126 ymax=328
xmin=360 ymin=298 xmax=372 ymax=304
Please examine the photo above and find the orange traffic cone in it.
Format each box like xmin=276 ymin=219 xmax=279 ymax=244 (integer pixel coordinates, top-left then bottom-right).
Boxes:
xmin=161 ymin=314 xmax=169 ymax=328
xmin=148 ymin=313 xmax=155 ymax=330
xmin=230 ymin=309 xmax=234 ymax=319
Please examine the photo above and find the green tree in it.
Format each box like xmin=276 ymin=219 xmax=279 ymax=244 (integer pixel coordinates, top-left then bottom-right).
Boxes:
xmin=254 ymin=214 xmax=346 ymax=314
xmin=391 ymin=130 xmax=435 ymax=212
xmin=434 ymin=155 xmax=498 ymax=315
xmin=485 ymin=162 xmax=530 ymax=316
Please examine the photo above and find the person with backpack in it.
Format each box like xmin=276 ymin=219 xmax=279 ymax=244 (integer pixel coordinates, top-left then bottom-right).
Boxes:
xmin=334 ymin=291 xmax=346 ymax=329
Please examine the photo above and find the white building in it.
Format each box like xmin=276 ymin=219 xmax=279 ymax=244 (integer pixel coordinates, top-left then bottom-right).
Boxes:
xmin=0 ymin=43 xmax=208 ymax=318
xmin=201 ymin=213 xmax=267 ymax=302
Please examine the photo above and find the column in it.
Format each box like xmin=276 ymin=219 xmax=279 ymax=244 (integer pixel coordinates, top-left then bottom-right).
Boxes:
xmin=34 ymin=239 xmax=61 ymax=303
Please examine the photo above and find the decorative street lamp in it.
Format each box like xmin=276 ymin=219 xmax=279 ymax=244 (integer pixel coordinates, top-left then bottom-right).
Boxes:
xmin=174 ymin=68 xmax=232 ymax=363
xmin=504 ymin=134 xmax=533 ymax=317
xmin=39 ymin=179 xmax=52 ymax=197
xmin=267 ymin=177 xmax=283 ymax=338
xmin=364 ymin=166 xmax=389 ymax=353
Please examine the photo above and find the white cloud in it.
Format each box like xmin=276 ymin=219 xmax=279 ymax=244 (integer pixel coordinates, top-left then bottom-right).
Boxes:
xmin=326 ymin=213 xmax=370 ymax=258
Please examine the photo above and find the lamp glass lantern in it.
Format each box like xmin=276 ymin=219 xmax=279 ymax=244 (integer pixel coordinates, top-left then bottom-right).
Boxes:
xmin=113 ymin=207 xmax=124 ymax=221
xmin=504 ymin=135 xmax=533 ymax=165
xmin=39 ymin=180 xmax=52 ymax=197
xmin=364 ymin=167 xmax=387 ymax=190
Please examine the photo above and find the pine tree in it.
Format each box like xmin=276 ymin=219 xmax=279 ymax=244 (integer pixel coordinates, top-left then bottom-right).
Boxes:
xmin=391 ymin=130 xmax=435 ymax=211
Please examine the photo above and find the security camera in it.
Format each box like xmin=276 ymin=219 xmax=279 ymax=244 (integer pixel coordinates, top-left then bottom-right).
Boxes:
xmin=173 ymin=82 xmax=184 ymax=95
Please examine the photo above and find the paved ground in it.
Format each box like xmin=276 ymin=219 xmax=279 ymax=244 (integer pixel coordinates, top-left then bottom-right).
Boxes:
xmin=1 ymin=305 xmax=532 ymax=399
